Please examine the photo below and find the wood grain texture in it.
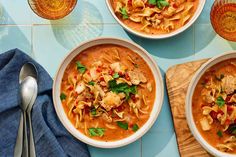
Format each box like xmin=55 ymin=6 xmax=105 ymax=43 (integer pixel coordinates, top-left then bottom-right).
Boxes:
xmin=166 ymin=59 xmax=213 ymax=157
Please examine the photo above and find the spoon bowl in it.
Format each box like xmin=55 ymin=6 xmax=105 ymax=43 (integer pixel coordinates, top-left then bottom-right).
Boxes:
xmin=19 ymin=63 xmax=37 ymax=83
xmin=20 ymin=76 xmax=37 ymax=111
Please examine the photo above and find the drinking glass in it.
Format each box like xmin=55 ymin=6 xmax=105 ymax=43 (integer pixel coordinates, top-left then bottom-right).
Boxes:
xmin=28 ymin=0 xmax=77 ymax=20
xmin=210 ymin=0 xmax=236 ymax=41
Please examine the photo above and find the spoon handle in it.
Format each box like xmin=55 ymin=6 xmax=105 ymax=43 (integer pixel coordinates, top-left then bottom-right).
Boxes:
xmin=28 ymin=112 xmax=36 ymax=157
xmin=14 ymin=113 xmax=23 ymax=157
xmin=22 ymin=112 xmax=28 ymax=157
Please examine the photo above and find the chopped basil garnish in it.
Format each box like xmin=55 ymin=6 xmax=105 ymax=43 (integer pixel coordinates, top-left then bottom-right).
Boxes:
xmin=90 ymin=108 xmax=96 ymax=116
xmin=217 ymin=130 xmax=223 ymax=137
xmin=60 ymin=93 xmax=66 ymax=100
xmin=148 ymin=0 xmax=169 ymax=9
xmin=108 ymin=80 xmax=137 ymax=100
xmin=132 ymin=124 xmax=139 ymax=132
xmin=88 ymin=81 xmax=95 ymax=86
xmin=88 ymin=128 xmax=105 ymax=137
xmin=134 ymin=64 xmax=139 ymax=68
xmin=216 ymin=96 xmax=225 ymax=108
xmin=117 ymin=121 xmax=128 ymax=130
xmin=215 ymin=74 xmax=224 ymax=81
xmin=113 ymin=72 xmax=119 ymax=79
xmin=227 ymin=124 xmax=236 ymax=135
xmin=76 ymin=61 xmax=86 ymax=74
xmin=120 ymin=7 xmax=128 ymax=19
xmin=148 ymin=0 xmax=157 ymax=5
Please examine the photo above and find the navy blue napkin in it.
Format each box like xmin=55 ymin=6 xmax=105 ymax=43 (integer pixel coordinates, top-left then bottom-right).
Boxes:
xmin=0 ymin=49 xmax=90 ymax=157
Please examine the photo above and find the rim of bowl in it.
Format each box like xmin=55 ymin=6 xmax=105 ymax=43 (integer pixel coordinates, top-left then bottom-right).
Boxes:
xmin=105 ymin=0 xmax=206 ymax=39
xmin=28 ymin=0 xmax=78 ymax=20
xmin=53 ymin=37 xmax=164 ymax=148
xmin=186 ymin=51 xmax=236 ymax=157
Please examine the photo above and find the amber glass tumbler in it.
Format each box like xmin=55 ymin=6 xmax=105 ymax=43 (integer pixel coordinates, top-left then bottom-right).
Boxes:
xmin=28 ymin=0 xmax=77 ymax=20
xmin=211 ymin=0 xmax=236 ymax=41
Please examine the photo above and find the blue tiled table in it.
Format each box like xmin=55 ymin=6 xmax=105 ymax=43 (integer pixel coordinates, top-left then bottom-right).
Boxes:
xmin=0 ymin=1 xmax=235 ymax=157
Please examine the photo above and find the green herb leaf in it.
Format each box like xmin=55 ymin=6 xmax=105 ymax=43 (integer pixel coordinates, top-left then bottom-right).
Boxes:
xmin=120 ymin=7 xmax=129 ymax=19
xmin=226 ymin=124 xmax=236 ymax=135
xmin=108 ymin=80 xmax=137 ymax=99
xmin=217 ymin=130 xmax=223 ymax=137
xmin=113 ymin=72 xmax=120 ymax=79
xmin=88 ymin=128 xmax=105 ymax=137
xmin=117 ymin=121 xmax=128 ymax=130
xmin=215 ymin=74 xmax=224 ymax=81
xmin=90 ymin=108 xmax=96 ymax=116
xmin=76 ymin=61 xmax=86 ymax=74
xmin=159 ymin=1 xmax=169 ymax=7
xmin=60 ymin=93 xmax=66 ymax=100
xmin=88 ymin=81 xmax=95 ymax=86
xmin=148 ymin=0 xmax=156 ymax=5
xmin=132 ymin=124 xmax=139 ymax=132
xmin=134 ymin=64 xmax=139 ymax=68
xmin=216 ymin=96 xmax=225 ymax=108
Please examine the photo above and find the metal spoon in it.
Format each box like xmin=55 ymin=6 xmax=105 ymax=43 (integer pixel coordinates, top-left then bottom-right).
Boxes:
xmin=26 ymin=76 xmax=37 ymax=157
xmin=14 ymin=63 xmax=37 ymax=157
xmin=26 ymin=75 xmax=38 ymax=157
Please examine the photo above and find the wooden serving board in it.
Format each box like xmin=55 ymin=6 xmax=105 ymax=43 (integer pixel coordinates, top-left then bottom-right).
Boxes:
xmin=166 ymin=59 xmax=213 ymax=157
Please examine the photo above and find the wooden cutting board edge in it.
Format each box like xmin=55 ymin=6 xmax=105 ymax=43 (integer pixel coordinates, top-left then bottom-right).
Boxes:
xmin=165 ymin=59 xmax=212 ymax=157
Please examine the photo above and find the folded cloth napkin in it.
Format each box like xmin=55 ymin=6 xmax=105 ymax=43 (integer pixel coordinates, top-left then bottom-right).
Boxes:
xmin=0 ymin=49 xmax=90 ymax=157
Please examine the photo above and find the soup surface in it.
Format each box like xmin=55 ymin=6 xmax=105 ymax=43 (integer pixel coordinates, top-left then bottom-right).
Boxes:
xmin=60 ymin=44 xmax=156 ymax=141
xmin=193 ymin=59 xmax=236 ymax=154
xmin=111 ymin=0 xmax=199 ymax=35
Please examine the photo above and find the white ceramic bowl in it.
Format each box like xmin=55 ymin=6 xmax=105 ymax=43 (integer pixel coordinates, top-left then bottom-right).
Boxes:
xmin=106 ymin=0 xmax=206 ymax=39
xmin=53 ymin=37 xmax=164 ymax=148
xmin=186 ymin=51 xmax=236 ymax=157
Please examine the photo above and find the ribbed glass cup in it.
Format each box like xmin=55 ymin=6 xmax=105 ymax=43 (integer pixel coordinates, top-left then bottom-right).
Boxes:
xmin=210 ymin=0 xmax=236 ymax=41
xmin=28 ymin=0 xmax=77 ymax=20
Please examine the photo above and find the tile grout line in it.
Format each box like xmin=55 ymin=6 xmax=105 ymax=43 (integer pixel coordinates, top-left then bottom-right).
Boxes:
xmin=31 ymin=25 xmax=35 ymax=59
xmin=0 ymin=23 xmax=119 ymax=26
xmin=193 ymin=23 xmax=196 ymax=57
xmin=141 ymin=137 xmax=143 ymax=157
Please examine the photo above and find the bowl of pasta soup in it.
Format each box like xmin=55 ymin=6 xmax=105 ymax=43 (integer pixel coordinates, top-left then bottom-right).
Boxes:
xmin=106 ymin=0 xmax=205 ymax=39
xmin=53 ymin=37 xmax=164 ymax=148
xmin=186 ymin=51 xmax=236 ymax=156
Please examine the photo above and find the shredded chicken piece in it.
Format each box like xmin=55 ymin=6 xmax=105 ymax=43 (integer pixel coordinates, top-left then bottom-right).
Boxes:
xmin=221 ymin=75 xmax=236 ymax=94
xmin=100 ymin=92 xmax=123 ymax=111
xmin=128 ymin=71 xmax=147 ymax=85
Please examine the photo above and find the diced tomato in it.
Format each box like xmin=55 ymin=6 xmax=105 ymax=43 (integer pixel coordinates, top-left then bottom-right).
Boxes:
xmin=128 ymin=0 xmax=132 ymax=5
xmin=125 ymin=73 xmax=130 ymax=81
xmin=68 ymin=86 xmax=73 ymax=91
xmin=226 ymin=94 xmax=233 ymax=103
xmin=225 ymin=119 xmax=231 ymax=125
xmin=173 ymin=3 xmax=178 ymax=8
xmin=116 ymin=105 xmax=125 ymax=112
xmin=131 ymin=94 xmax=136 ymax=101
xmin=210 ymin=111 xmax=218 ymax=119
xmin=217 ymin=110 xmax=224 ymax=115
xmin=118 ymin=71 xmax=123 ymax=76
xmin=129 ymin=123 xmax=134 ymax=128
xmin=234 ymin=119 xmax=236 ymax=124
xmin=227 ymin=105 xmax=234 ymax=112
xmin=100 ymin=76 xmax=105 ymax=81
xmin=74 ymin=92 xmax=78 ymax=97
xmin=75 ymin=100 xmax=79 ymax=106
xmin=204 ymin=77 xmax=210 ymax=83
xmin=96 ymin=67 xmax=102 ymax=73
xmin=84 ymin=106 xmax=90 ymax=114
xmin=109 ymin=69 xmax=114 ymax=75
xmin=74 ymin=75 xmax=77 ymax=79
